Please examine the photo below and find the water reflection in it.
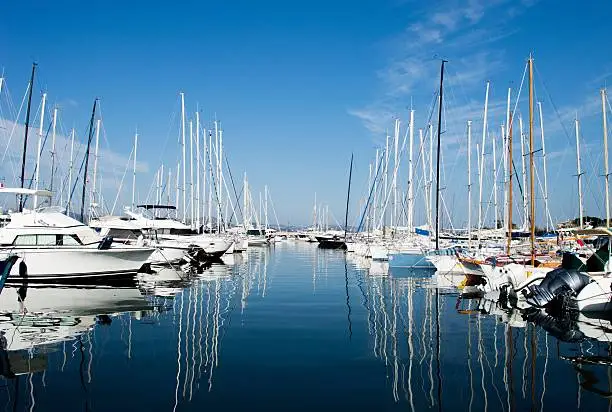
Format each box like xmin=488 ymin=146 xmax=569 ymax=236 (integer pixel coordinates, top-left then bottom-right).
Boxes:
xmin=1 ymin=245 xmax=611 ymax=411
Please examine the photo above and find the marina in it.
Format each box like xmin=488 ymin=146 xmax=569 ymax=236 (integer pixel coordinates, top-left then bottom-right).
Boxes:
xmin=3 ymin=1 xmax=612 ymax=410
xmin=1 ymin=243 xmax=611 ymax=411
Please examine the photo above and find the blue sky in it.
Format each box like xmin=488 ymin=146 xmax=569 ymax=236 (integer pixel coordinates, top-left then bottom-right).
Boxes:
xmin=2 ymin=0 xmax=612 ymax=227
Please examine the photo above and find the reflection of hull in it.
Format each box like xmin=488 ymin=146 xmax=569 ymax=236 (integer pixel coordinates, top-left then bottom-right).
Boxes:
xmin=0 ymin=247 xmax=154 ymax=281
xmin=0 ymin=285 xmax=149 ymax=315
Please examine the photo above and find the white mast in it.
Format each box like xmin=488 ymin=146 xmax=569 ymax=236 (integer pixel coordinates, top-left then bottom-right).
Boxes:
xmin=167 ymin=168 xmax=172 ymax=207
xmin=189 ymin=120 xmax=194 ymax=228
xmin=428 ymin=123 xmax=433 ymax=231
xmin=538 ymin=101 xmax=551 ymax=232
xmin=219 ymin=126 xmax=224 ymax=232
xmin=467 ymin=120 xmax=472 ymax=247
xmin=575 ymin=117 xmax=584 ymax=229
xmin=175 ymin=161 xmax=180 ymax=219
xmin=419 ymin=129 xmax=428 ymax=234
xmin=492 ymin=129 xmax=498 ymax=228
xmin=392 ymin=119 xmax=399 ymax=228
xmin=407 ymin=109 xmax=415 ymax=233
xmin=214 ymin=119 xmax=219 ymax=232
xmin=478 ymin=81 xmax=490 ymax=237
xmin=244 ymin=173 xmax=249 ymax=229
xmin=519 ymin=116 xmax=528 ymax=230
xmin=196 ymin=111 xmax=201 ymax=231
xmin=92 ymin=119 xmax=101 ymax=205
xmin=50 ymin=106 xmax=58 ymax=194
xmin=180 ymin=92 xmax=186 ymax=222
xmin=132 ymin=131 xmax=138 ymax=209
xmin=207 ymin=131 xmax=213 ymax=230
xmin=602 ymin=89 xmax=610 ymax=227
xmin=384 ymin=132 xmax=389 ymax=231
xmin=67 ymin=128 xmax=75 ymax=214
xmin=373 ymin=149 xmax=379 ymax=230
xmin=34 ymin=92 xmax=47 ymax=208
xmin=264 ymin=185 xmax=268 ymax=231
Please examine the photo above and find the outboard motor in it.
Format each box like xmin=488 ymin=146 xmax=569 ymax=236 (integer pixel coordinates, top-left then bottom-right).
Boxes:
xmin=98 ymin=236 xmax=113 ymax=250
xmin=522 ymin=267 xmax=592 ymax=309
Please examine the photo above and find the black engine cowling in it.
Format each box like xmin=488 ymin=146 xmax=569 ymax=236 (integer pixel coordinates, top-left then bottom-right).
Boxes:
xmin=522 ymin=267 xmax=592 ymax=308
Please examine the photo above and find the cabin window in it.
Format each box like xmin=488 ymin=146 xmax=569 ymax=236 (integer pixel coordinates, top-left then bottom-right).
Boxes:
xmin=37 ymin=234 xmax=56 ymax=246
xmin=62 ymin=235 xmax=81 ymax=246
xmin=13 ymin=235 xmax=37 ymax=245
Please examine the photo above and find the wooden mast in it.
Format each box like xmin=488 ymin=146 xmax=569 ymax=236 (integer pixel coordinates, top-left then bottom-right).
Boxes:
xmin=507 ymin=113 xmax=513 ymax=255
xmin=435 ymin=59 xmax=447 ymax=250
xmin=528 ymin=56 xmax=535 ymax=266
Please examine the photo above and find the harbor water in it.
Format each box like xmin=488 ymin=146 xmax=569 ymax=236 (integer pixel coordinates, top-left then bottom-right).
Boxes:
xmin=1 ymin=241 xmax=611 ymax=411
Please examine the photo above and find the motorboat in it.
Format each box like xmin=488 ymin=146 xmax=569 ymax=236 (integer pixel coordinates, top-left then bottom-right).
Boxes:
xmin=89 ymin=214 xmax=187 ymax=265
xmin=0 ymin=204 xmax=154 ymax=282
xmin=123 ymin=205 xmax=233 ymax=259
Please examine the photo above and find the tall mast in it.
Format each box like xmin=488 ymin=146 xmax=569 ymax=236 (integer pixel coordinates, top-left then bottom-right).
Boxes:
xmin=492 ymin=128 xmax=498 ymax=228
xmin=428 ymin=123 xmax=433 ymax=231
xmin=408 ymin=109 xmax=415 ymax=233
xmin=507 ymin=114 xmax=514 ymax=254
xmin=528 ymin=56 xmax=536 ymax=265
xmin=478 ymin=80 xmax=490 ymax=239
xmin=467 ymin=120 xmax=472 ymax=248
xmin=67 ymin=128 xmax=75 ymax=214
xmin=19 ymin=63 xmax=37 ymax=211
xmin=91 ymin=118 xmax=101 ymax=212
xmin=180 ymin=92 xmax=186 ymax=222
xmin=435 ymin=60 xmax=446 ymax=250
xmin=219 ymin=126 xmax=224 ymax=232
xmin=602 ymin=88 xmax=610 ymax=227
xmin=132 ymin=131 xmax=138 ymax=209
xmin=384 ymin=133 xmax=389 ymax=231
xmin=392 ymin=119 xmax=399 ymax=228
xmin=50 ymin=106 xmax=58 ymax=194
xmin=538 ymin=101 xmax=550 ymax=232
xmin=419 ymin=129 xmax=428 ymax=236
xmin=575 ymin=116 xmax=584 ymax=229
xmin=207 ymin=131 xmax=213 ymax=230
xmin=264 ymin=185 xmax=268 ymax=231
xmin=196 ymin=110 xmax=201 ymax=231
xmin=175 ymin=161 xmax=180 ymax=219
xmin=34 ymin=92 xmax=47 ymax=209
xmin=519 ymin=115 xmax=528 ymax=230
xmin=80 ymin=98 xmax=98 ymax=222
xmin=373 ymin=149 xmax=379 ymax=229
xmin=504 ymin=87 xmax=511 ymax=230
xmin=344 ymin=154 xmax=354 ymax=239
xmin=189 ymin=120 xmax=194 ymax=228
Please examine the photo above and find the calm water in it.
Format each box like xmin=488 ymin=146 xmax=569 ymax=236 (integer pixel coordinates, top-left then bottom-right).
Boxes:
xmin=0 ymin=242 xmax=611 ymax=411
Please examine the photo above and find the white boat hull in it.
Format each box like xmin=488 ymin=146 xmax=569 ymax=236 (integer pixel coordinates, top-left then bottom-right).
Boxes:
xmin=0 ymin=247 xmax=154 ymax=280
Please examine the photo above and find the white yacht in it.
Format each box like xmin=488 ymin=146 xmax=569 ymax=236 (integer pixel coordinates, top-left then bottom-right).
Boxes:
xmin=0 ymin=206 xmax=155 ymax=282
xmin=89 ymin=214 xmax=188 ymax=265
xmin=121 ymin=205 xmax=233 ymax=259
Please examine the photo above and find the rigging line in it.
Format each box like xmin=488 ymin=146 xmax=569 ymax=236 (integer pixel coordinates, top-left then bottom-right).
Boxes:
xmin=356 ymin=150 xmax=386 ymax=232
xmin=224 ymin=153 xmax=244 ymax=224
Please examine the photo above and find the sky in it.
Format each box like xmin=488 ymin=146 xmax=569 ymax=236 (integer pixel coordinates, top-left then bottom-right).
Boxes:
xmin=2 ymin=0 xmax=612 ymax=228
